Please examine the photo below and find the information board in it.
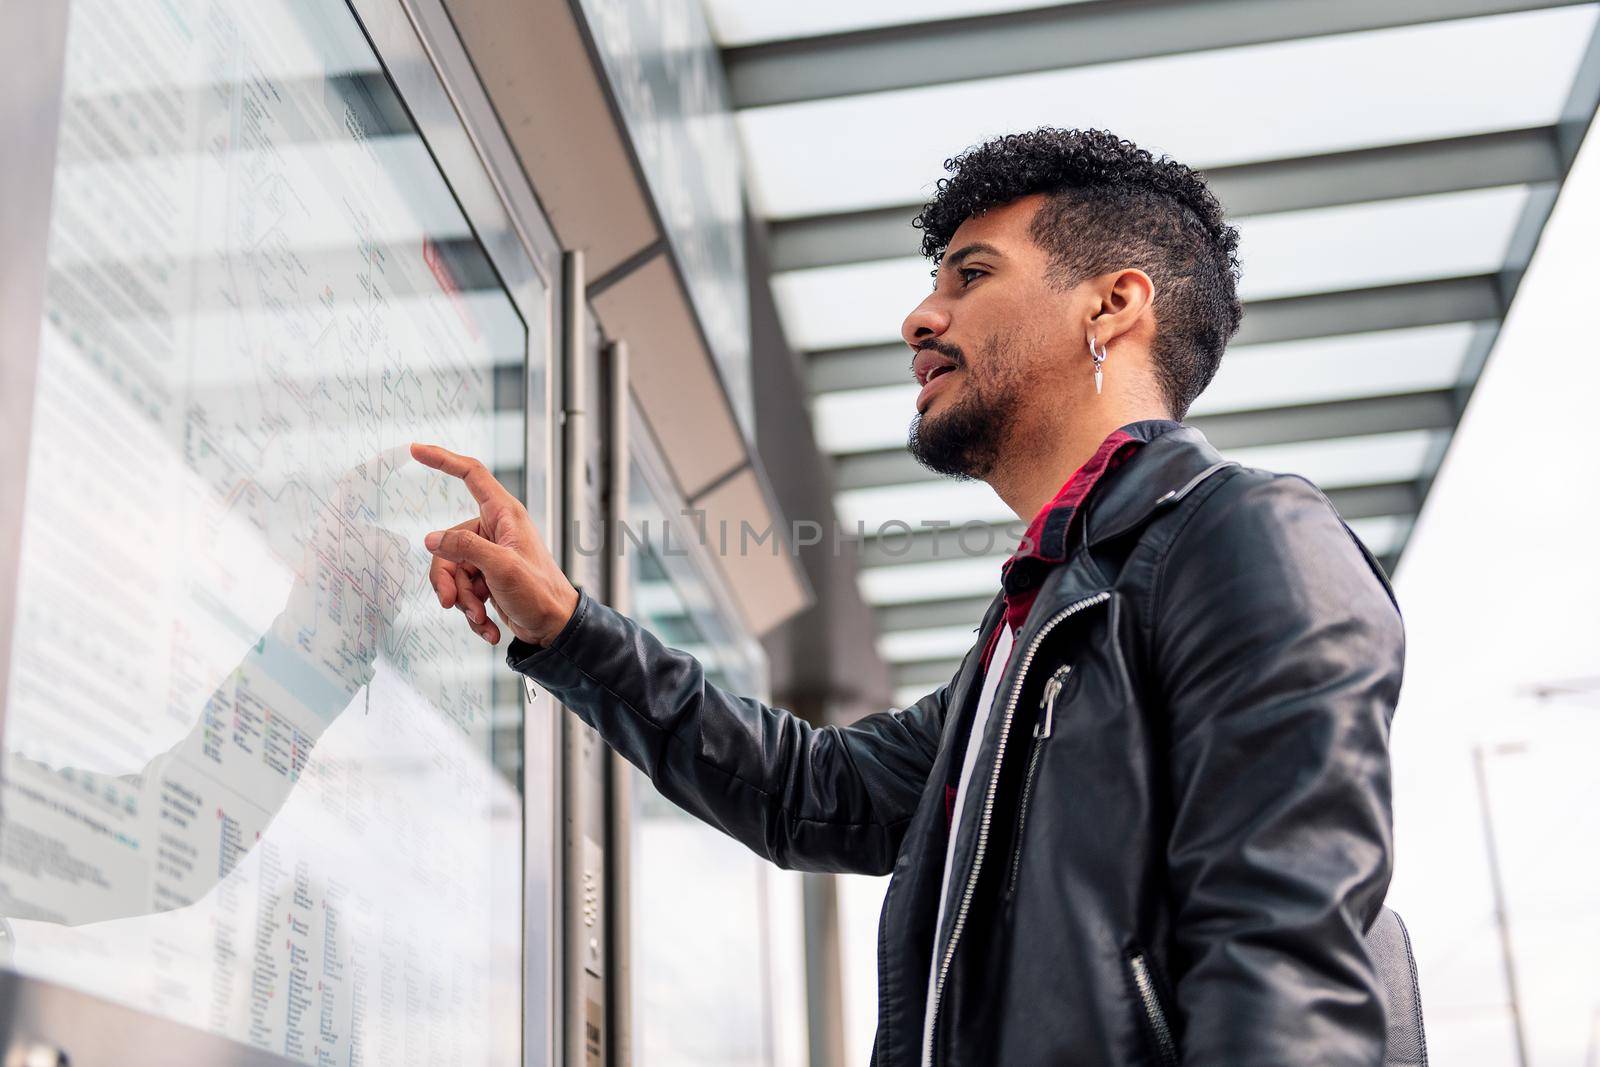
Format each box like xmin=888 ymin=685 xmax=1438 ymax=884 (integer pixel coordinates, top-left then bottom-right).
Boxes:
xmin=0 ymin=1 xmax=528 ymax=1062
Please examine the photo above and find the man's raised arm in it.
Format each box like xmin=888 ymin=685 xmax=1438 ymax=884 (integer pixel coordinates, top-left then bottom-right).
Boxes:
xmin=410 ymin=443 xmax=947 ymax=875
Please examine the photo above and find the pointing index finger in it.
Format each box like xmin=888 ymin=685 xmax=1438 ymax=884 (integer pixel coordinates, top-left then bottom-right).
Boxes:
xmin=410 ymin=442 xmax=514 ymax=508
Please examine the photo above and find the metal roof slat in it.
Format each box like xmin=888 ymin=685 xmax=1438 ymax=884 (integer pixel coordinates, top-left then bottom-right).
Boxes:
xmin=892 ymin=659 xmax=966 ymax=690
xmin=725 ymin=0 xmax=1593 ymax=110
xmin=876 ymin=596 xmax=999 ymax=633
xmin=1229 ymin=276 xmax=1506 ymax=346
xmin=830 ymin=390 xmax=1459 ymax=491
xmin=1193 ymin=391 xmax=1460 ymax=450
xmin=769 ymin=128 xmax=1566 ymax=272
xmin=805 ymin=276 xmax=1507 ymax=393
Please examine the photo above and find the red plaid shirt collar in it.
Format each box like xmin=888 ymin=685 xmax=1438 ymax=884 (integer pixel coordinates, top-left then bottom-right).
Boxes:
xmin=983 ymin=420 xmax=1180 ymax=663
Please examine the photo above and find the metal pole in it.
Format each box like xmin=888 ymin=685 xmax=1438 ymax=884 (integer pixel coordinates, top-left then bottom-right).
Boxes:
xmin=603 ymin=340 xmax=633 ymax=1067
xmin=561 ymin=249 xmax=610 ymax=1067
xmin=801 ymin=869 xmax=848 ymax=1067
xmin=1472 ymin=743 xmax=1530 ymax=1067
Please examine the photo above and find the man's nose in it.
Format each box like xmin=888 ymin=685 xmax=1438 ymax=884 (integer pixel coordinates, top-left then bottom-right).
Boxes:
xmin=901 ymin=295 xmax=951 ymax=348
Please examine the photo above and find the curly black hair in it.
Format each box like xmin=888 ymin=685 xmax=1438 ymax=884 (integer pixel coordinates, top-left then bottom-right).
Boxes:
xmin=913 ymin=128 xmax=1242 ymax=419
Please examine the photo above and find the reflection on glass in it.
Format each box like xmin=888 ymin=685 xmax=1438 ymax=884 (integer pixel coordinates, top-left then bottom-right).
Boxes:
xmin=626 ymin=462 xmax=780 ymax=1066
xmin=1 ymin=1 xmax=528 ymax=1063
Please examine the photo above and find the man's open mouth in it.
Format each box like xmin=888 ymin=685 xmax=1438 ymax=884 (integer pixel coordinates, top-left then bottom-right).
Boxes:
xmin=912 ymin=347 xmax=960 ymax=386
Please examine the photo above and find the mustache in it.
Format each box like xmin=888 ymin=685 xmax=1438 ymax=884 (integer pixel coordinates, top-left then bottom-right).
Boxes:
xmin=911 ymin=339 xmax=965 ymax=368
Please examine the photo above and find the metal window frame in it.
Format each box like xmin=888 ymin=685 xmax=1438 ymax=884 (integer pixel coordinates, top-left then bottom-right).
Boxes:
xmin=0 ymin=0 xmax=69 ymax=811
xmin=0 ymin=0 xmax=566 ymax=1061
xmin=601 ymin=340 xmax=634 ymax=1067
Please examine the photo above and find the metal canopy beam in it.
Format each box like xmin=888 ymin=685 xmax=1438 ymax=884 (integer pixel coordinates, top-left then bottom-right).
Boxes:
xmin=1327 ymin=481 xmax=1426 ymax=525
xmin=892 ymin=659 xmax=963 ymax=691
xmin=807 ymin=276 xmax=1506 ymax=393
xmin=770 ymin=128 xmax=1565 ymax=272
xmin=855 ymin=481 xmax=1421 ymax=570
xmin=725 ymin=0 xmax=1590 ymax=109
xmin=1194 ymin=390 xmax=1458 ymax=449
xmin=833 ymin=390 xmax=1457 ymax=491
xmin=1235 ymin=275 xmax=1506 ymax=347
xmin=834 ymin=449 xmax=935 ymax=493
xmin=877 ymin=596 xmax=997 ymax=634
xmin=809 ymin=342 xmax=914 ymax=394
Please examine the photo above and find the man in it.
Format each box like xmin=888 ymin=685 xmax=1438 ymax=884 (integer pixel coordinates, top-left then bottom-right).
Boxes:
xmin=412 ymin=128 xmax=1406 ymax=1065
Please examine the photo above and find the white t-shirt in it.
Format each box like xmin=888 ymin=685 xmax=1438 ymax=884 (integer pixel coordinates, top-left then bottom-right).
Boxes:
xmin=921 ymin=622 xmax=1015 ymax=1066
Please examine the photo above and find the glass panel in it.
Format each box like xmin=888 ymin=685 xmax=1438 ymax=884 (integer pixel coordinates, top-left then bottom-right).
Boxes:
xmin=1192 ymin=323 xmax=1481 ymax=416
xmin=1235 ymin=186 xmax=1532 ymax=301
xmin=811 ymin=383 xmax=918 ymax=455
xmin=1346 ymin=514 xmax=1412 ymax=558
xmin=1228 ymin=429 xmax=1444 ymax=488
xmin=771 ymin=257 xmax=923 ymax=354
xmin=626 ymin=459 xmax=783 ymax=1066
xmin=858 ymin=555 xmax=1009 ymax=606
xmin=740 ymin=5 xmax=1598 ymax=219
xmin=704 ymin=0 xmax=1087 ymax=47
xmin=878 ymin=624 xmax=990 ymax=665
xmin=835 ymin=480 xmax=1013 ymax=531
xmin=892 ymin=685 xmax=933 ymax=710
xmin=1 ymin=2 xmax=532 ymax=1063
xmin=774 ymin=185 xmax=1534 ymax=352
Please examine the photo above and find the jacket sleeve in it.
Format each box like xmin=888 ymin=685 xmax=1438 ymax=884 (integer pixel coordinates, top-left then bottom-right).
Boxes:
xmin=1149 ymin=472 xmax=1404 ymax=1066
xmin=507 ymin=589 xmax=947 ymax=875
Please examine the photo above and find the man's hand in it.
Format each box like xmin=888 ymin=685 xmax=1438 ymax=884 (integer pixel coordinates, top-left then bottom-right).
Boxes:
xmin=410 ymin=443 xmax=579 ymax=647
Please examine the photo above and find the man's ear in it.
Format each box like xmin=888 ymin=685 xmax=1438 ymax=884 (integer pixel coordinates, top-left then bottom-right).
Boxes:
xmin=1085 ymin=269 xmax=1155 ymax=346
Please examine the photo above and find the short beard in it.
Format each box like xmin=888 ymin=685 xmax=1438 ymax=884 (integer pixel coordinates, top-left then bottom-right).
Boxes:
xmin=907 ymin=333 xmax=1025 ymax=481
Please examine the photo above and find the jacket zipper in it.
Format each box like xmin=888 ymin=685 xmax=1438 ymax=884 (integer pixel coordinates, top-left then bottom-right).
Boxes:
xmin=1130 ymin=952 xmax=1178 ymax=1067
xmin=923 ymin=590 xmax=1110 ymax=1066
xmin=1004 ymin=663 xmax=1071 ymax=896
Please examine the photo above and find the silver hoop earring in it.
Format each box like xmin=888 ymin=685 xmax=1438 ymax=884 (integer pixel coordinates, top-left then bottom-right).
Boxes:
xmin=1088 ymin=336 xmax=1108 ymax=395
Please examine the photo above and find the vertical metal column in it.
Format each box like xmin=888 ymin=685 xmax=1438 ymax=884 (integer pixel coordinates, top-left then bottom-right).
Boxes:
xmin=527 ymin=276 xmax=563 ymax=1067
xmin=601 ymin=341 xmax=633 ymax=1067
xmin=0 ymin=0 xmax=70 ymax=758
xmin=560 ymin=250 xmax=609 ymax=1067
xmin=802 ymin=870 xmax=848 ymax=1067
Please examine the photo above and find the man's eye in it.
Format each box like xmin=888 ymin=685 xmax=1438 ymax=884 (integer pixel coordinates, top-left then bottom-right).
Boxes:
xmin=958 ymin=267 xmax=985 ymax=286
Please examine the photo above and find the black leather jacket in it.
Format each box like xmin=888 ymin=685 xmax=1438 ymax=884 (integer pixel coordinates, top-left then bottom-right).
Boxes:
xmin=509 ymin=425 xmax=1405 ymax=1066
